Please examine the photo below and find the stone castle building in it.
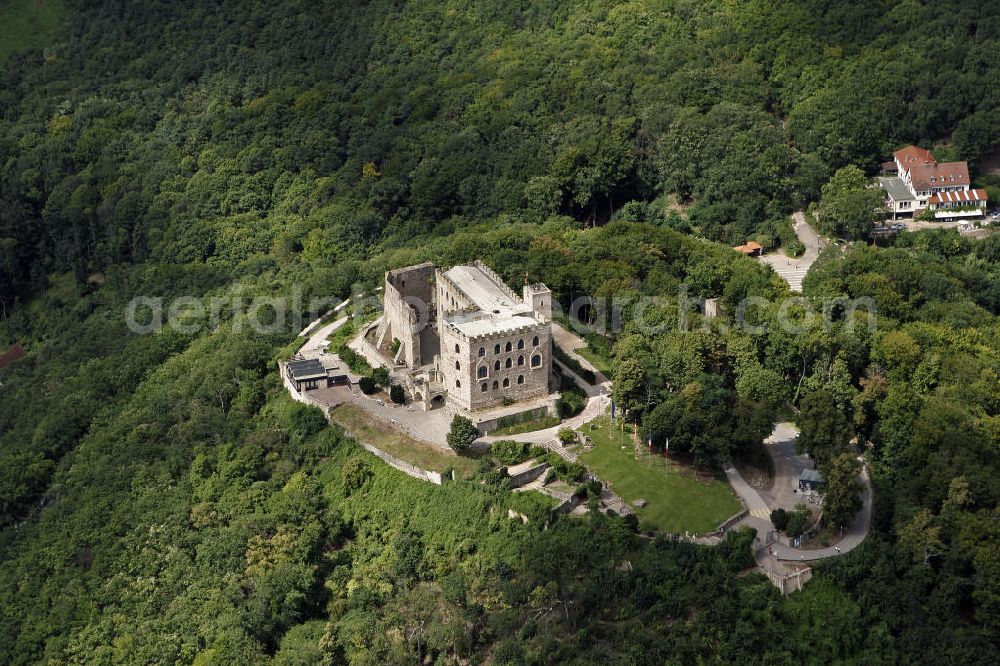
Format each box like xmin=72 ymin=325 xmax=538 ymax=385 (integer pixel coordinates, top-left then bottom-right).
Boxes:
xmin=376 ymin=260 xmax=553 ymax=411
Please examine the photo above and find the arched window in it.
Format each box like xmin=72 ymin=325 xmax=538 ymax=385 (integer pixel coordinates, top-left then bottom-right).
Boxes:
xmin=455 ymin=344 xmax=460 ymax=353
xmin=494 ymin=360 xmax=500 ymax=371
xmin=456 ymin=380 xmax=461 ymax=388
xmin=517 ymin=355 xmax=524 ymax=366
xmin=505 ymin=358 xmax=512 ymax=369
xmin=478 ymin=366 xmax=487 ymax=379
xmin=531 ymin=354 xmax=541 ymax=367
xmin=517 ymin=339 xmax=524 ymax=350
xmin=532 ymin=336 xmax=539 ymax=347
xmin=505 ymin=341 xmax=512 ymax=352
xmin=502 ymin=378 xmax=510 ymax=388
xmin=517 ymin=375 xmax=524 ymax=385
xmin=481 ymin=382 xmax=488 ymax=393
xmin=494 ymin=343 xmax=501 ymax=355
xmin=478 ymin=347 xmax=485 ymax=357
xmin=492 ymin=381 xmax=499 ymax=390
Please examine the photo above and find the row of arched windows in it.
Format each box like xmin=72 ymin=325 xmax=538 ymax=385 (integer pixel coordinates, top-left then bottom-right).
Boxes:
xmin=472 ymin=336 xmax=540 ymax=357
xmin=471 ymin=353 xmax=543 ymax=377
xmin=480 ymin=375 xmax=525 ymax=392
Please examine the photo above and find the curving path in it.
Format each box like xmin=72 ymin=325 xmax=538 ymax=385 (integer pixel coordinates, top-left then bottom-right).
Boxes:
xmin=727 ymin=452 xmax=873 ymax=562
xmin=758 ymin=211 xmax=825 ymax=292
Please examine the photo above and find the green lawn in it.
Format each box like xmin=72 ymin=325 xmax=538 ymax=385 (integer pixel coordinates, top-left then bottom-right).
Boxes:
xmin=574 ymin=346 xmax=613 ymax=376
xmin=579 ymin=416 xmax=741 ymax=533
xmin=0 ymin=0 xmax=64 ymax=64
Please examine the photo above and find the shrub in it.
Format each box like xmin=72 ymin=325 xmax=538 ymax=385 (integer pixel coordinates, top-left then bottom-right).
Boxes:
xmin=558 ymin=428 xmax=576 ymax=445
xmin=389 ymin=384 xmax=405 ymax=404
xmin=390 ymin=338 xmax=401 ymax=355
xmin=491 ymin=440 xmax=530 ymax=465
xmin=357 ymin=376 xmax=376 ymax=394
xmin=770 ymin=508 xmax=789 ymax=531
xmin=785 ymin=505 xmax=812 ymax=537
xmin=447 ymin=415 xmax=479 ymax=453
xmin=371 ymin=366 xmax=389 ymax=386
xmin=556 ymin=374 xmax=586 ymax=417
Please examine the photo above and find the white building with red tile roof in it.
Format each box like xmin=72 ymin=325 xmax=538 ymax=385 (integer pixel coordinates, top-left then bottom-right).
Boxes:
xmin=880 ymin=145 xmax=987 ymax=219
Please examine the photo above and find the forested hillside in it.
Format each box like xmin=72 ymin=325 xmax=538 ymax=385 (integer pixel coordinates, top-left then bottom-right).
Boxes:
xmin=4 ymin=0 xmax=1000 ymax=305
xmin=2 ymin=1 xmax=1000 ymax=664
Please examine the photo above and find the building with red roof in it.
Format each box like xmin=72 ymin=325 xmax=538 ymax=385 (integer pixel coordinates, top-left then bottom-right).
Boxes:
xmin=880 ymin=145 xmax=987 ymax=220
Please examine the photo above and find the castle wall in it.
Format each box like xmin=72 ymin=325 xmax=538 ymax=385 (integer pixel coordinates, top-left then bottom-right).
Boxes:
xmin=384 ymin=262 xmax=435 ymax=369
xmin=441 ymin=320 xmax=552 ymax=411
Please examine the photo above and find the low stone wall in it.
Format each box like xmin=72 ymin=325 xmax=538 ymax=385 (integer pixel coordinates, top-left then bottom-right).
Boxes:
xmin=760 ymin=564 xmax=813 ymax=595
xmin=508 ymin=461 xmax=549 ymax=488
xmin=356 ymin=440 xmax=445 ymax=485
xmin=476 ymin=404 xmax=554 ymax=435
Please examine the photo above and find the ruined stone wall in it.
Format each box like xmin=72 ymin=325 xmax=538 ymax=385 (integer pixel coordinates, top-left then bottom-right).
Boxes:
xmin=384 ymin=263 xmax=435 ymax=368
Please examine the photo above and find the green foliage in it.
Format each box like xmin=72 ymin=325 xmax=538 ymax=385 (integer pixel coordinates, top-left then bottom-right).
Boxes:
xmin=797 ymin=389 xmax=855 ymax=466
xmin=821 ymin=453 xmax=862 ymax=531
xmin=357 ymin=376 xmax=376 ymax=395
xmin=819 ymin=166 xmax=886 ymax=240
xmin=370 ymin=366 xmax=389 ymax=387
xmin=388 ymin=384 xmax=404 ymax=404
xmin=0 ymin=0 xmax=64 ymax=64
xmin=446 ymin=415 xmax=478 ymax=454
xmin=0 ymin=1 xmax=999 ymax=662
xmin=784 ymin=505 xmax=813 ymax=538
xmin=338 ymin=347 xmax=373 ymax=376
xmin=490 ymin=440 xmax=531 ymax=466
xmin=552 ymin=346 xmax=596 ymax=384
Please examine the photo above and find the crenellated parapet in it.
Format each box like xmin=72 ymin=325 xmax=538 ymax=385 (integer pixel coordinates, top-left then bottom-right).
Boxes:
xmin=472 ymin=260 xmax=523 ymax=303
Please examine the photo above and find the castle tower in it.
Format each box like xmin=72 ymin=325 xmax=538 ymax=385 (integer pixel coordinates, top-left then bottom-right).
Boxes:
xmin=522 ymin=281 xmax=551 ymax=322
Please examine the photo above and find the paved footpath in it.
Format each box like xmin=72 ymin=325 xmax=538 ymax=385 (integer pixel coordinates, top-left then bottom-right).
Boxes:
xmin=727 ymin=454 xmax=873 ymax=562
xmin=758 ymin=211 xmax=825 ymax=292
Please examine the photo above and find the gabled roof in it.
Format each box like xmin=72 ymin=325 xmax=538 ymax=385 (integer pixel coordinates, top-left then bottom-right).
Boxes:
xmin=909 ymin=161 xmax=970 ymax=191
xmin=878 ymin=177 xmax=915 ymax=202
xmin=800 ymin=468 xmax=825 ymax=483
xmin=733 ymin=241 xmax=763 ymax=255
xmin=894 ymin=145 xmax=934 ymax=168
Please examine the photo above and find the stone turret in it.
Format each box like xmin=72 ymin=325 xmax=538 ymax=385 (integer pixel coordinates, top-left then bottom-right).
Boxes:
xmin=522 ymin=281 xmax=551 ymax=322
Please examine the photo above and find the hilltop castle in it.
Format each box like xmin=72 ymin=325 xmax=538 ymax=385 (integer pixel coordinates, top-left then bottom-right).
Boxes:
xmin=375 ymin=260 xmax=553 ymax=411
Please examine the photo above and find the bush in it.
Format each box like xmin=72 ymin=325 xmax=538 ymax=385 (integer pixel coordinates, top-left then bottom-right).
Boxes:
xmin=770 ymin=508 xmax=789 ymax=531
xmin=339 ymin=346 xmax=373 ymax=375
xmin=447 ymin=415 xmax=479 ymax=453
xmin=785 ymin=505 xmax=812 ymax=537
xmin=357 ymin=376 xmax=376 ymax=394
xmin=371 ymin=366 xmax=390 ymax=387
xmin=558 ymin=428 xmax=576 ymax=446
xmin=491 ymin=440 xmax=530 ymax=465
xmin=389 ymin=384 xmax=405 ymax=404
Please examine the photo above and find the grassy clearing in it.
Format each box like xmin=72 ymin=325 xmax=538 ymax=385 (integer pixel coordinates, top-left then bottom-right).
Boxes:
xmin=490 ymin=415 xmax=561 ymax=436
xmin=329 ymin=402 xmax=479 ymax=479
xmin=579 ymin=416 xmax=741 ymax=533
xmin=574 ymin=345 xmax=613 ymax=376
xmin=0 ymin=0 xmax=64 ymax=64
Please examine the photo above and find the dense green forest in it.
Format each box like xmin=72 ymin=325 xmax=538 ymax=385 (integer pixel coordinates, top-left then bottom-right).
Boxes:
xmin=2 ymin=1 xmax=1000 ymax=663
